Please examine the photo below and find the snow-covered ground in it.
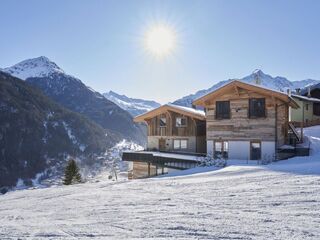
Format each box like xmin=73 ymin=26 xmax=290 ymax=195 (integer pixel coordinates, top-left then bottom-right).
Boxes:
xmin=1 ymin=127 xmax=320 ymax=239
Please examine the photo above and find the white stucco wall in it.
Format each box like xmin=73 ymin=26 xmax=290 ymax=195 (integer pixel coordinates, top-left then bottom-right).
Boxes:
xmin=261 ymin=141 xmax=276 ymax=161
xmin=228 ymin=141 xmax=250 ymax=160
xmin=147 ymin=136 xmax=159 ymax=150
xmin=208 ymin=140 xmax=276 ymax=161
xmin=206 ymin=140 xmax=214 ymax=156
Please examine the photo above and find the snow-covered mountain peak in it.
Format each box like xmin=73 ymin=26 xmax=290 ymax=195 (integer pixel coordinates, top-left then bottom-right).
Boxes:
xmin=103 ymin=91 xmax=161 ymax=116
xmin=173 ymin=70 xmax=320 ymax=107
xmin=3 ymin=56 xmax=65 ymax=80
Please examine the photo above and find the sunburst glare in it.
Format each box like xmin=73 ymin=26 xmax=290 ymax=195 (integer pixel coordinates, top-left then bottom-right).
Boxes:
xmin=143 ymin=23 xmax=177 ymax=59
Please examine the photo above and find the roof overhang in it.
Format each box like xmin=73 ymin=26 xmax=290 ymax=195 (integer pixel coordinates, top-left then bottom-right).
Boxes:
xmin=134 ymin=104 xmax=205 ymax=122
xmin=292 ymin=94 xmax=320 ymax=103
xmin=192 ymin=80 xmax=299 ymax=109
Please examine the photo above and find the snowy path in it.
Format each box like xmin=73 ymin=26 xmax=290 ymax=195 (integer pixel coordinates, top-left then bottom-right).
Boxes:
xmin=1 ymin=127 xmax=320 ymax=239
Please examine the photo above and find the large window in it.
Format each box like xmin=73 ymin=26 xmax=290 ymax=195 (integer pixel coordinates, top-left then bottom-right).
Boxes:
xmin=249 ymin=98 xmax=265 ymax=118
xmin=173 ymin=139 xmax=188 ymax=150
xmin=250 ymin=142 xmax=261 ymax=160
xmin=160 ymin=117 xmax=167 ymax=127
xmin=214 ymin=141 xmax=228 ymax=159
xmin=216 ymin=101 xmax=230 ymax=119
xmin=176 ymin=117 xmax=187 ymax=127
xmin=180 ymin=140 xmax=188 ymax=149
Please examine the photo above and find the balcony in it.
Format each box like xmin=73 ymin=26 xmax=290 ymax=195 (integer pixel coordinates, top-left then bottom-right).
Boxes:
xmin=122 ymin=151 xmax=205 ymax=170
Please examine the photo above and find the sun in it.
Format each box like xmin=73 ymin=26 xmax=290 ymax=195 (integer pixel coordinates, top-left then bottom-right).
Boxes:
xmin=144 ymin=24 xmax=177 ymax=58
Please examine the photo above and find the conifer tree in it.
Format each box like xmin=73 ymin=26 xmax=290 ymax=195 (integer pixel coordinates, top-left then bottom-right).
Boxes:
xmin=63 ymin=159 xmax=82 ymax=185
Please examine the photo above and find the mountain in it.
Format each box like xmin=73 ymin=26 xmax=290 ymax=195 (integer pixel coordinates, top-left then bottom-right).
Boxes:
xmin=3 ymin=57 xmax=145 ymax=144
xmin=173 ymin=70 xmax=320 ymax=107
xmin=103 ymin=91 xmax=161 ymax=116
xmin=3 ymin=56 xmax=65 ymax=80
xmin=0 ymin=71 xmax=118 ymax=188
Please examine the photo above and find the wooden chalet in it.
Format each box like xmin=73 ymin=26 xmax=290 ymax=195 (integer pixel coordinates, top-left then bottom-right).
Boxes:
xmin=192 ymin=80 xmax=300 ymax=161
xmin=123 ymin=80 xmax=311 ymax=179
xmin=123 ymin=104 xmax=206 ymax=179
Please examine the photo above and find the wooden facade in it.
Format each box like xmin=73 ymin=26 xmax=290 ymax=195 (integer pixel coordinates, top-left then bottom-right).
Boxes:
xmin=134 ymin=104 xmax=206 ymax=153
xmin=193 ymin=80 xmax=299 ymax=160
xmin=204 ymin=90 xmax=289 ymax=146
xmin=130 ymin=161 xmax=166 ymax=179
xmin=146 ymin=111 xmax=205 ymax=137
xmin=124 ymin=80 xmax=301 ymax=178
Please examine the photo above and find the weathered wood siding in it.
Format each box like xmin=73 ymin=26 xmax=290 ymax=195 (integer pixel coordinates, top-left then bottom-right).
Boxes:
xmin=131 ymin=161 xmax=167 ymax=179
xmin=132 ymin=161 xmax=156 ymax=179
xmin=206 ymin=90 xmax=288 ymax=146
xmin=147 ymin=111 xmax=205 ymax=137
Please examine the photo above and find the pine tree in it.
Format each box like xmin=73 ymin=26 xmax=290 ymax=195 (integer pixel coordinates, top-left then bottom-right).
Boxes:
xmin=63 ymin=159 xmax=82 ymax=185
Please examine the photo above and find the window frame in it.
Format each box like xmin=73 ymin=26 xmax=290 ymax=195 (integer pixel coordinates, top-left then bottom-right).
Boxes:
xmin=173 ymin=139 xmax=188 ymax=150
xmin=250 ymin=141 xmax=261 ymax=160
xmin=173 ymin=139 xmax=180 ymax=149
xmin=248 ymin=98 xmax=266 ymax=119
xmin=176 ymin=117 xmax=187 ymax=127
xmin=215 ymin=101 xmax=230 ymax=120
xmin=214 ymin=140 xmax=229 ymax=159
xmin=313 ymin=103 xmax=320 ymax=116
xmin=159 ymin=117 xmax=167 ymax=127
xmin=180 ymin=139 xmax=188 ymax=149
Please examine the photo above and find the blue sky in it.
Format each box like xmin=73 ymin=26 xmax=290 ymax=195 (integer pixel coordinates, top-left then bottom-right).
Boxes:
xmin=1 ymin=0 xmax=320 ymax=103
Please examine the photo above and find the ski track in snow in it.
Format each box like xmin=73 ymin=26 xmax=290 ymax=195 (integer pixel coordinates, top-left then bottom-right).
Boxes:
xmin=1 ymin=127 xmax=320 ymax=239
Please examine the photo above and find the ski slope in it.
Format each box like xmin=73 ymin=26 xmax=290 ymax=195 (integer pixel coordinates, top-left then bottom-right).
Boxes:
xmin=1 ymin=127 xmax=320 ymax=239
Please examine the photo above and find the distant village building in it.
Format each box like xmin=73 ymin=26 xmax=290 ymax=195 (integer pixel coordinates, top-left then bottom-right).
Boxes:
xmin=290 ymin=94 xmax=320 ymax=124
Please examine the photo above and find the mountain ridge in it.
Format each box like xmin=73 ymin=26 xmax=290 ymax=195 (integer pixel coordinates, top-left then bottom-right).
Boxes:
xmin=0 ymin=71 xmax=117 ymax=188
xmin=103 ymin=91 xmax=161 ymax=116
xmin=3 ymin=57 xmax=146 ymax=145
xmin=173 ymin=70 xmax=320 ymax=107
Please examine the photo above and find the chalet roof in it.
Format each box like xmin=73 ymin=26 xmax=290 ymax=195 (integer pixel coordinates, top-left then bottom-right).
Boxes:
xmin=300 ymin=83 xmax=320 ymax=96
xmin=292 ymin=94 xmax=320 ymax=103
xmin=134 ymin=103 xmax=205 ymax=122
xmin=192 ymin=80 xmax=299 ymax=109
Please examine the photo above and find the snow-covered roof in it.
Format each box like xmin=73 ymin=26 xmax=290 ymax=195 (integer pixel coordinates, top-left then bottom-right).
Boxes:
xmin=300 ymin=82 xmax=320 ymax=95
xmin=134 ymin=103 xmax=205 ymax=122
xmin=193 ymin=80 xmax=299 ymax=108
xmin=291 ymin=94 xmax=320 ymax=103
xmin=165 ymin=103 xmax=205 ymax=117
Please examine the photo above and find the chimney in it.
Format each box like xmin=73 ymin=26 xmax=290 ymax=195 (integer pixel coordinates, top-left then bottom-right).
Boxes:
xmin=308 ymin=87 xmax=311 ymax=98
xmin=295 ymin=88 xmax=301 ymax=95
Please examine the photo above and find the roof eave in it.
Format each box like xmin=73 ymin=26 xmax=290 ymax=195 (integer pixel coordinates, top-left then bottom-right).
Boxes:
xmin=133 ymin=105 xmax=205 ymax=122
